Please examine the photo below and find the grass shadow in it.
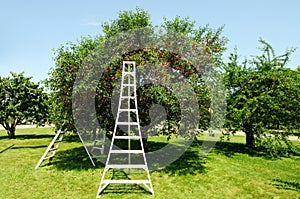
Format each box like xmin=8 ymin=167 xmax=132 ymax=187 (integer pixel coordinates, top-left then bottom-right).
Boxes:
xmin=213 ymin=139 xmax=298 ymax=159
xmin=62 ymin=133 xmax=83 ymax=143
xmin=11 ymin=145 xmax=47 ymax=149
xmin=51 ymin=146 xmax=102 ymax=171
xmin=213 ymin=140 xmax=252 ymax=157
xmin=149 ymin=140 xmax=206 ymax=176
xmin=272 ymin=179 xmax=300 ymax=192
xmin=0 ymin=144 xmax=15 ymax=154
xmin=49 ymin=139 xmax=207 ymax=176
xmin=0 ymin=134 xmax=54 ymax=140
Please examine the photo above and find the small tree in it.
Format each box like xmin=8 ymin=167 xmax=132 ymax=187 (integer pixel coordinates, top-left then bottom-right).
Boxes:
xmin=224 ymin=39 xmax=300 ymax=152
xmin=0 ymin=72 xmax=48 ymax=139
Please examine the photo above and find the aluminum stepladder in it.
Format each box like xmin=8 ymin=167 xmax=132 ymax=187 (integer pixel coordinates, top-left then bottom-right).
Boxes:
xmin=91 ymin=128 xmax=106 ymax=155
xmin=96 ymin=61 xmax=154 ymax=197
xmin=35 ymin=124 xmax=96 ymax=169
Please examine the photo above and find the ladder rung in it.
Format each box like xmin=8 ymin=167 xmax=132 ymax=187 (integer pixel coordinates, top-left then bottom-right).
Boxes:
xmin=92 ymin=147 xmax=103 ymax=150
xmin=106 ymin=164 xmax=146 ymax=169
xmin=49 ymin=148 xmax=57 ymax=152
xmin=123 ymin=84 xmax=134 ymax=86
xmin=102 ymin=180 xmax=150 ymax=184
xmin=119 ymin=109 xmax=137 ymax=112
xmin=43 ymin=155 xmax=55 ymax=160
xmin=121 ymin=96 xmax=135 ymax=99
xmin=123 ymin=61 xmax=136 ymax=64
xmin=114 ymin=136 xmax=140 ymax=139
xmin=116 ymin=122 xmax=138 ymax=125
xmin=123 ymin=72 xmax=135 ymax=75
xmin=110 ymin=150 xmax=143 ymax=154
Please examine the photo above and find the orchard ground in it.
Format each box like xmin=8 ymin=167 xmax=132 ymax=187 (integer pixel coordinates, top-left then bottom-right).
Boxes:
xmin=1 ymin=124 xmax=298 ymax=140
xmin=0 ymin=127 xmax=299 ymax=199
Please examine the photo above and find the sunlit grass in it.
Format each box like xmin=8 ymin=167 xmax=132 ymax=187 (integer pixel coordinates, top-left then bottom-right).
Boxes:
xmin=0 ymin=128 xmax=299 ymax=198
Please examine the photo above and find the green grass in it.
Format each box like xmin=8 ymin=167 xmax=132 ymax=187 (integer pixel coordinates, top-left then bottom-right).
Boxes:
xmin=0 ymin=128 xmax=299 ymax=199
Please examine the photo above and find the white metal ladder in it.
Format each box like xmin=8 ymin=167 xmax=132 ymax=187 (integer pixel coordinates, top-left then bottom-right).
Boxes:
xmin=35 ymin=125 xmax=66 ymax=169
xmin=91 ymin=128 xmax=106 ymax=155
xmin=96 ymin=61 xmax=154 ymax=197
xmin=35 ymin=124 xmax=96 ymax=169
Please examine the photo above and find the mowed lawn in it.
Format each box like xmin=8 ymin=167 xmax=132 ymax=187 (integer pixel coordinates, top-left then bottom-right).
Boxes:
xmin=0 ymin=128 xmax=299 ymax=199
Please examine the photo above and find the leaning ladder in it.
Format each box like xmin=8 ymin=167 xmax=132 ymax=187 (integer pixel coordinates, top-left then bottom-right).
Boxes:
xmin=96 ymin=61 xmax=154 ymax=197
xmin=35 ymin=124 xmax=96 ymax=169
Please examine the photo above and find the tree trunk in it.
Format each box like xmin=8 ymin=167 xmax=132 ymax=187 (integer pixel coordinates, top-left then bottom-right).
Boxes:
xmin=8 ymin=128 xmax=16 ymax=139
xmin=245 ymin=132 xmax=255 ymax=149
xmin=142 ymin=137 xmax=148 ymax=152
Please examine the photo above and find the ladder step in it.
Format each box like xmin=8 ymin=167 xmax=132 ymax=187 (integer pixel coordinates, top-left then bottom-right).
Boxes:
xmin=92 ymin=147 xmax=103 ymax=150
xmin=110 ymin=150 xmax=143 ymax=154
xmin=121 ymin=96 xmax=135 ymax=99
xmin=54 ymin=139 xmax=62 ymax=143
xmin=102 ymin=180 xmax=150 ymax=184
xmin=48 ymin=148 xmax=57 ymax=152
xmin=114 ymin=136 xmax=140 ymax=139
xmin=43 ymin=155 xmax=55 ymax=160
xmin=119 ymin=109 xmax=137 ymax=112
xmin=107 ymin=164 xmax=146 ymax=169
xmin=123 ymin=84 xmax=135 ymax=86
xmin=116 ymin=122 xmax=138 ymax=125
xmin=123 ymin=72 xmax=135 ymax=75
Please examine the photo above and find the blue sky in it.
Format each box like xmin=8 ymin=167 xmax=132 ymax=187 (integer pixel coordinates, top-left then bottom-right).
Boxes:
xmin=1 ymin=0 xmax=300 ymax=82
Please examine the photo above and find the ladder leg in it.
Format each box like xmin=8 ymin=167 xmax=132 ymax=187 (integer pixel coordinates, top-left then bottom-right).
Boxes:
xmin=77 ymin=132 xmax=96 ymax=167
xmin=97 ymin=167 xmax=109 ymax=197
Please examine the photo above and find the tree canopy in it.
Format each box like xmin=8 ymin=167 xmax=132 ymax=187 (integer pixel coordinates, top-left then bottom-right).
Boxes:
xmin=0 ymin=72 xmax=48 ymax=138
xmin=47 ymin=7 xmax=228 ymax=146
xmin=224 ymin=39 xmax=300 ymax=155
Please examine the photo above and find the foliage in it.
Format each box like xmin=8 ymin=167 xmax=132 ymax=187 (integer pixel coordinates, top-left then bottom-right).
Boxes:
xmin=102 ymin=7 xmax=151 ymax=38
xmin=46 ymin=36 xmax=103 ymax=130
xmin=0 ymin=72 xmax=48 ymax=138
xmin=47 ymin=7 xmax=227 ymax=143
xmin=224 ymin=39 xmax=300 ymax=154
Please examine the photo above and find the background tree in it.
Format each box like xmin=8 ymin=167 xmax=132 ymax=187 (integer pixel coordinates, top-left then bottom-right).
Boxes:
xmin=47 ymin=8 xmax=227 ymax=149
xmin=224 ymin=39 xmax=300 ymax=154
xmin=0 ymin=72 xmax=48 ymax=139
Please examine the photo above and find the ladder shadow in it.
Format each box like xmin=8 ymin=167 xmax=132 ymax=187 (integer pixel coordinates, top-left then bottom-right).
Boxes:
xmin=272 ymin=179 xmax=300 ymax=192
xmin=101 ymin=169 xmax=151 ymax=195
xmin=101 ymin=184 xmax=150 ymax=195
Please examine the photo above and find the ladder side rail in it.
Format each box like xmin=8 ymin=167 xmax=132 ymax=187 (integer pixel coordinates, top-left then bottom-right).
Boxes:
xmin=133 ymin=65 xmax=154 ymax=195
xmin=103 ymin=63 xmax=126 ymax=168
xmin=77 ymin=132 xmax=96 ymax=167
xmin=49 ymin=135 xmax=61 ymax=157
xmin=101 ymin=129 xmax=106 ymax=154
xmin=98 ymin=61 xmax=128 ymax=196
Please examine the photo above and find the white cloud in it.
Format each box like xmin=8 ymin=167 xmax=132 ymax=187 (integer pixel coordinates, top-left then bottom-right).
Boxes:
xmin=82 ymin=18 xmax=102 ymax=26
